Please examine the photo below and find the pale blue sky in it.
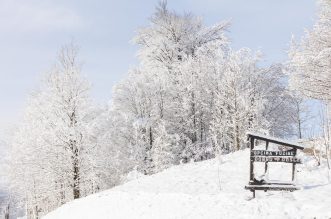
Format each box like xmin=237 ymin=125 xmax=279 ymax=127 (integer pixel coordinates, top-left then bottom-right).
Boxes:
xmin=0 ymin=0 xmax=317 ymax=138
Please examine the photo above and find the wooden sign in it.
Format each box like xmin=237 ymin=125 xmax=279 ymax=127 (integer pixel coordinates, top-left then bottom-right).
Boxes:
xmin=251 ymin=156 xmax=302 ymax=163
xmin=245 ymin=132 xmax=305 ymax=198
xmin=251 ymin=149 xmax=296 ymax=157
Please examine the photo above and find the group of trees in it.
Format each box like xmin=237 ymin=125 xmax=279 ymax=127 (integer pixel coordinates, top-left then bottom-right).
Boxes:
xmin=9 ymin=44 xmax=133 ymax=218
xmin=288 ymin=0 xmax=331 ymax=172
xmin=5 ymin=0 xmax=331 ymax=218
xmin=110 ymin=2 xmax=299 ymax=175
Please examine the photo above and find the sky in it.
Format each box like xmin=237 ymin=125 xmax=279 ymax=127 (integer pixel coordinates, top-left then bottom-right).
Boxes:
xmin=0 ymin=0 xmax=317 ymax=139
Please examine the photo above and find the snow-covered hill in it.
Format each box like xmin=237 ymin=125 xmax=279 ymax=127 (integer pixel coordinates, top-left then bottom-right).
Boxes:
xmin=44 ymin=149 xmax=331 ymax=219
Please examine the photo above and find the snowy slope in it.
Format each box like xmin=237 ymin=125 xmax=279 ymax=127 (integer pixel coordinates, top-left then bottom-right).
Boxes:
xmin=44 ymin=149 xmax=331 ymax=219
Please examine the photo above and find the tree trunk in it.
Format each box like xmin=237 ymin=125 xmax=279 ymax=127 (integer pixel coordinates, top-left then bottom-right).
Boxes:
xmin=191 ymin=92 xmax=197 ymax=143
xmin=5 ymin=204 xmax=9 ymax=219
xmin=236 ymin=128 xmax=240 ymax=151
xmin=72 ymin=144 xmax=80 ymax=199
xmin=60 ymin=182 xmax=65 ymax=204
xmin=149 ymin=127 xmax=153 ymax=149
xmin=298 ymin=119 xmax=302 ymax=139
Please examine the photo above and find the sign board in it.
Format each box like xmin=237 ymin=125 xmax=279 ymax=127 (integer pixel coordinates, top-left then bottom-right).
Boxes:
xmin=251 ymin=149 xmax=296 ymax=157
xmin=251 ymin=156 xmax=301 ymax=163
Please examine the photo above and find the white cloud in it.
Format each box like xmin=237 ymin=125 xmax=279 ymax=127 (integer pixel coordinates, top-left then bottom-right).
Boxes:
xmin=0 ymin=0 xmax=84 ymax=32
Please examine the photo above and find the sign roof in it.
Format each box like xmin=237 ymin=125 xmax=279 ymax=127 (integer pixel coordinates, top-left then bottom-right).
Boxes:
xmin=247 ymin=132 xmax=305 ymax=150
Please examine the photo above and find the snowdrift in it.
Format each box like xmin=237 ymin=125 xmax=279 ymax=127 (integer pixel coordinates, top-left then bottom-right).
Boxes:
xmin=44 ymin=149 xmax=331 ymax=219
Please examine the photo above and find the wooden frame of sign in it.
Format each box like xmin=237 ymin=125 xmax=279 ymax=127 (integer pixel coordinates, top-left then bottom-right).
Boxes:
xmin=244 ymin=132 xmax=304 ymax=198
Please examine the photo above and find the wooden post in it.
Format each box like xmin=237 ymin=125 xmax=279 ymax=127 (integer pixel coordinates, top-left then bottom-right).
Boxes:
xmin=249 ymin=137 xmax=255 ymax=182
xmin=264 ymin=141 xmax=269 ymax=174
xmin=292 ymin=149 xmax=297 ymax=181
xmin=264 ymin=141 xmax=269 ymax=193
xmin=249 ymin=137 xmax=255 ymax=198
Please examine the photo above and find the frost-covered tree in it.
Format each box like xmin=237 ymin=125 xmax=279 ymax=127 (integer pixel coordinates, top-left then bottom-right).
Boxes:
xmin=151 ymin=121 xmax=179 ymax=172
xmin=111 ymin=1 xmax=230 ymax=174
xmin=10 ymin=44 xmax=117 ymax=218
xmin=133 ymin=0 xmax=229 ymax=71
xmin=288 ymin=0 xmax=331 ymax=102
xmin=287 ymin=93 xmax=313 ymax=139
xmin=209 ymin=49 xmax=268 ymax=152
xmin=322 ymin=103 xmax=331 ymax=168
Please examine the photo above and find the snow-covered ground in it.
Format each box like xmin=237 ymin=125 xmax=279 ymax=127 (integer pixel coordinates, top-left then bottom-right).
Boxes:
xmin=44 ymin=149 xmax=331 ymax=219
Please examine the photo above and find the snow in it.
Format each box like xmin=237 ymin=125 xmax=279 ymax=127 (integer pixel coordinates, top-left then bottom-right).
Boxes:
xmin=246 ymin=131 xmax=304 ymax=149
xmin=44 ymin=149 xmax=331 ymax=219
